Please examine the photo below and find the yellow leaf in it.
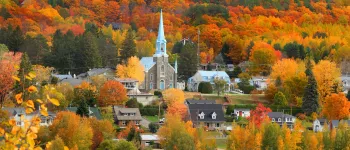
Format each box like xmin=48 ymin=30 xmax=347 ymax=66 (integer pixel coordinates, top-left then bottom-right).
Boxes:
xmin=40 ymin=110 xmax=48 ymax=117
xmin=14 ymin=65 xmax=19 ymax=69
xmin=0 ymin=127 xmax=4 ymax=136
xmin=9 ymin=119 xmax=16 ymax=126
xmin=41 ymin=104 xmax=47 ymax=111
xmin=26 ymin=100 xmax=35 ymax=108
xmin=64 ymin=146 xmax=69 ymax=150
xmin=25 ymin=108 xmax=33 ymax=114
xmin=25 ymin=75 xmax=32 ymax=80
xmin=28 ymin=86 xmax=38 ymax=93
xmin=34 ymin=147 xmax=43 ymax=150
xmin=11 ymin=126 xmax=20 ymax=134
xmin=16 ymin=93 xmax=23 ymax=104
xmin=36 ymin=99 xmax=43 ymax=104
xmin=30 ymin=126 xmax=38 ymax=133
xmin=28 ymin=72 xmax=36 ymax=78
xmin=12 ymin=76 xmax=20 ymax=82
xmin=47 ymin=95 xmax=60 ymax=106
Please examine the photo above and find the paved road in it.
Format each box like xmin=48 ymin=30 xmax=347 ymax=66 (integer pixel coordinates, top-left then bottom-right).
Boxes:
xmin=140 ymin=117 xmax=151 ymax=128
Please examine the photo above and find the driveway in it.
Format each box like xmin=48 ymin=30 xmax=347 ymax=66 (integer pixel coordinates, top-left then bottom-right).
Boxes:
xmin=140 ymin=117 xmax=151 ymax=128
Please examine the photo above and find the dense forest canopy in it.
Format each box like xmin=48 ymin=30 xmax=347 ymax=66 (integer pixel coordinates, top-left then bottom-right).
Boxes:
xmin=0 ymin=0 xmax=350 ymax=74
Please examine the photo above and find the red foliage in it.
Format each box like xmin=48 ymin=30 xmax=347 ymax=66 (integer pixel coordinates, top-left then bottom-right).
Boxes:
xmin=70 ymin=25 xmax=84 ymax=36
xmin=248 ymin=103 xmax=272 ymax=127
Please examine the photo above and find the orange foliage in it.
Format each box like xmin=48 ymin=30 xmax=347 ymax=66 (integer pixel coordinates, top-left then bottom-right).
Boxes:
xmin=162 ymin=88 xmax=185 ymax=106
xmin=98 ymin=80 xmax=128 ymax=106
xmin=322 ymin=93 xmax=350 ymax=120
xmin=167 ymin=102 xmax=188 ymax=120
xmin=116 ymin=56 xmax=145 ymax=83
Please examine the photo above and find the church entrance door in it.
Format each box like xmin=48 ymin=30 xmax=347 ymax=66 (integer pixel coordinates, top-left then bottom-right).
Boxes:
xmin=160 ymin=80 xmax=165 ymax=90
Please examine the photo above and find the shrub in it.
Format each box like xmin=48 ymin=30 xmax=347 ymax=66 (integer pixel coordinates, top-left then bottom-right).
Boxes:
xmin=149 ymin=123 xmax=160 ymax=133
xmin=226 ymin=105 xmax=235 ymax=115
xmin=125 ymin=98 xmax=141 ymax=108
xmin=273 ymin=92 xmax=288 ymax=106
xmin=140 ymin=105 xmax=164 ymax=116
xmin=154 ymin=91 xmax=162 ymax=97
xmin=296 ymin=113 xmax=306 ymax=120
xmin=198 ymin=82 xmax=213 ymax=93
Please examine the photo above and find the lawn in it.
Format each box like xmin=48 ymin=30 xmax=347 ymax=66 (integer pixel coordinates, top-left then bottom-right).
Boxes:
xmin=144 ymin=116 xmax=160 ymax=122
xmin=216 ymin=139 xmax=227 ymax=149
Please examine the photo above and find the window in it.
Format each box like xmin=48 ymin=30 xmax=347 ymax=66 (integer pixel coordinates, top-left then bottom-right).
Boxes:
xmin=272 ymin=118 xmax=275 ymax=122
xmin=150 ymin=73 xmax=153 ymax=81
xmin=169 ymin=83 xmax=173 ymax=88
xmin=123 ymin=113 xmax=128 ymax=116
xmin=212 ymin=112 xmax=217 ymax=119
xmin=216 ymin=123 xmax=220 ymax=127
xmin=278 ymin=118 xmax=281 ymax=122
xmin=150 ymin=83 xmax=153 ymax=89
xmin=135 ymin=121 xmax=140 ymax=125
xmin=16 ymin=121 xmax=22 ymax=126
xmin=122 ymin=121 xmax=126 ymax=126
xmin=130 ymin=113 xmax=135 ymax=116
xmin=198 ymin=112 xmax=205 ymax=119
xmin=160 ymin=65 xmax=165 ymax=77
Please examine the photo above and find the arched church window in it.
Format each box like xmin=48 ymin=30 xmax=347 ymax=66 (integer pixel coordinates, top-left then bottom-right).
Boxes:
xmin=161 ymin=65 xmax=165 ymax=77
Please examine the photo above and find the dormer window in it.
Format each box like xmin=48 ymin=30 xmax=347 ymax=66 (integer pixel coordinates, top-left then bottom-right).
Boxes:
xmin=272 ymin=118 xmax=275 ymax=122
xmin=212 ymin=112 xmax=217 ymax=119
xmin=278 ymin=118 xmax=281 ymax=122
xmin=198 ymin=112 xmax=205 ymax=119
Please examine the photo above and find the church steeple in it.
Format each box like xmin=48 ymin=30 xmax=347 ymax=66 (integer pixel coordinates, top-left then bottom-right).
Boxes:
xmin=154 ymin=9 xmax=168 ymax=57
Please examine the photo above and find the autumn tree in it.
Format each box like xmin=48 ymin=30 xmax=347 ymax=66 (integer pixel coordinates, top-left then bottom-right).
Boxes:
xmin=98 ymin=80 xmax=128 ymax=107
xmin=313 ymin=60 xmax=341 ymax=105
xmin=50 ymin=111 xmax=93 ymax=149
xmin=248 ymin=103 xmax=272 ymax=127
xmin=162 ymin=88 xmax=185 ymax=105
xmin=322 ymin=93 xmax=350 ymax=120
xmin=15 ymin=52 xmax=33 ymax=99
xmin=158 ymin=114 xmax=195 ymax=150
xmin=214 ymin=79 xmax=227 ymax=96
xmin=249 ymin=48 xmax=277 ymax=75
xmin=32 ymin=65 xmax=53 ymax=85
xmin=89 ymin=117 xmax=115 ymax=149
xmin=274 ymin=91 xmax=288 ymax=106
xmin=303 ymin=59 xmax=319 ymax=115
xmin=0 ymin=52 xmax=21 ymax=107
xmin=74 ymin=81 xmax=98 ymax=107
xmin=116 ymin=56 xmax=145 ymax=83
xmin=121 ymin=29 xmax=136 ymax=63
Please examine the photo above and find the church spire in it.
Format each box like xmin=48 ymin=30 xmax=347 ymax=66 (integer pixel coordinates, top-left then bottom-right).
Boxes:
xmin=154 ymin=9 xmax=167 ymax=57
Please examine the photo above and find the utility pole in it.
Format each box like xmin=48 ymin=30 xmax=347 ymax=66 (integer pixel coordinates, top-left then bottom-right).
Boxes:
xmin=197 ymin=28 xmax=200 ymax=70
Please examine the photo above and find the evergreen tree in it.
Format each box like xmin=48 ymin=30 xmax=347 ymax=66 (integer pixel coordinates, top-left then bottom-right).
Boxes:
xmin=120 ymin=30 xmax=136 ymax=63
xmin=178 ymin=42 xmax=198 ymax=81
xmin=76 ymin=100 xmax=89 ymax=117
xmin=346 ymin=91 xmax=350 ymax=101
xmin=232 ymin=66 xmax=242 ymax=78
xmin=19 ymin=34 xmax=49 ymax=64
xmin=302 ymin=59 xmax=319 ymax=115
xmin=75 ymin=32 xmax=102 ymax=73
xmin=8 ymin=26 xmax=24 ymax=52
xmin=15 ymin=53 xmax=33 ymax=97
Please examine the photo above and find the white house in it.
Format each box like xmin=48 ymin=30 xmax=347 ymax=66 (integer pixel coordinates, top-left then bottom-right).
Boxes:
xmin=313 ymin=118 xmax=328 ymax=132
xmin=232 ymin=108 xmax=250 ymax=119
xmin=187 ymin=71 xmax=231 ymax=92
xmin=177 ymin=81 xmax=186 ymax=90
xmin=233 ymin=76 xmax=268 ymax=90
xmin=268 ymin=112 xmax=296 ymax=128
xmin=3 ymin=107 xmax=56 ymax=127
xmin=340 ymin=76 xmax=350 ymax=92
xmin=116 ymin=78 xmax=155 ymax=105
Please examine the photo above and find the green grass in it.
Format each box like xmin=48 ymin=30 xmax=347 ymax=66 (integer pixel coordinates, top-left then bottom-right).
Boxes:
xmin=144 ymin=116 xmax=160 ymax=122
xmin=216 ymin=139 xmax=227 ymax=149
xmin=192 ymin=93 xmax=268 ymax=105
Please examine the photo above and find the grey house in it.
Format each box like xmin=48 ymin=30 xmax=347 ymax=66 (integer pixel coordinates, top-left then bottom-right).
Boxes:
xmin=112 ymin=106 xmax=142 ymax=128
xmin=313 ymin=118 xmax=328 ymax=132
xmin=187 ymin=103 xmax=225 ymax=130
xmin=139 ymin=10 xmax=177 ymax=91
xmin=268 ymin=112 xmax=296 ymax=128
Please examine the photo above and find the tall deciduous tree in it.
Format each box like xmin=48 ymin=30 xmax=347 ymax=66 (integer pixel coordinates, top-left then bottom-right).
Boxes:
xmin=162 ymin=88 xmax=185 ymax=106
xmin=322 ymin=93 xmax=350 ymax=120
xmin=98 ymin=80 xmax=128 ymax=106
xmin=248 ymin=103 xmax=272 ymax=127
xmin=249 ymin=48 xmax=277 ymax=75
xmin=121 ymin=30 xmax=136 ymax=63
xmin=313 ymin=60 xmax=341 ymax=105
xmin=274 ymin=91 xmax=288 ymax=106
xmin=178 ymin=42 xmax=198 ymax=81
xmin=214 ymin=79 xmax=226 ymax=96
xmin=116 ymin=56 xmax=145 ymax=83
xmin=302 ymin=59 xmax=319 ymax=115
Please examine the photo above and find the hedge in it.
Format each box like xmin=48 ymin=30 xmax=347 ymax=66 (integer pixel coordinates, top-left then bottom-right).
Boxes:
xmin=140 ymin=105 xmax=164 ymax=116
xmin=198 ymin=82 xmax=213 ymax=93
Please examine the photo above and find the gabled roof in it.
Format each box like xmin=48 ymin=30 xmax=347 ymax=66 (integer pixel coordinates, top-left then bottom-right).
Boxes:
xmin=188 ymin=104 xmax=225 ymax=122
xmin=115 ymin=78 xmax=139 ymax=82
xmin=140 ymin=57 xmax=156 ymax=71
xmin=141 ymin=134 xmax=159 ymax=141
xmin=52 ymin=74 xmax=73 ymax=80
xmin=268 ymin=112 xmax=295 ymax=118
xmin=87 ymin=68 xmax=113 ymax=76
xmin=2 ymin=107 xmax=25 ymax=116
xmin=66 ymin=107 xmax=102 ymax=120
xmin=61 ymin=78 xmax=84 ymax=86
xmin=113 ymin=106 xmax=142 ymax=121
xmin=185 ymin=99 xmax=216 ymax=104
xmin=198 ymin=71 xmax=229 ymax=78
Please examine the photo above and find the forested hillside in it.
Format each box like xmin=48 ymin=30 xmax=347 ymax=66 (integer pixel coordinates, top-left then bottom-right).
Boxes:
xmin=0 ymin=0 xmax=350 ymax=74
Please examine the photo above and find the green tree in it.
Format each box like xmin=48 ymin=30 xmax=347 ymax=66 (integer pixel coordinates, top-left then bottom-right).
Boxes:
xmin=0 ymin=44 xmax=8 ymax=58
xmin=76 ymin=31 xmax=102 ymax=73
xmin=121 ymin=30 xmax=136 ymax=63
xmin=125 ymin=98 xmax=140 ymax=108
xmin=49 ymin=136 xmax=66 ymax=150
xmin=302 ymin=59 xmax=319 ymax=115
xmin=165 ymin=131 xmax=195 ymax=150
xmin=237 ymin=73 xmax=255 ymax=94
xmin=97 ymin=140 xmax=118 ymax=150
xmin=149 ymin=123 xmax=160 ymax=133
xmin=214 ymin=79 xmax=226 ymax=96
xmin=262 ymin=123 xmax=280 ymax=150
xmin=8 ymin=26 xmax=24 ymax=52
xmin=274 ymin=92 xmax=288 ymax=106
xmin=15 ymin=53 xmax=33 ymax=95
xmin=115 ymin=140 xmax=137 ymax=150
xmin=20 ymin=34 xmax=49 ymax=64
xmin=76 ymin=100 xmax=89 ymax=117
xmin=232 ymin=66 xmax=242 ymax=78
xmin=346 ymin=92 xmax=350 ymax=101
xmin=178 ymin=42 xmax=198 ymax=81
xmin=198 ymin=82 xmax=213 ymax=94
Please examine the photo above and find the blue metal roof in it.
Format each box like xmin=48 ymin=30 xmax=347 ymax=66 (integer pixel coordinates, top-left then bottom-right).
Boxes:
xmin=197 ymin=71 xmax=231 ymax=83
xmin=140 ymin=57 xmax=155 ymax=71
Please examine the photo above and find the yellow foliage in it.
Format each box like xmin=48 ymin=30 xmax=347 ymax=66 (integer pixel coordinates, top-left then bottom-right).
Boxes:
xmin=162 ymin=88 xmax=185 ymax=106
xmin=116 ymin=56 xmax=145 ymax=83
xmin=270 ymin=59 xmax=305 ymax=84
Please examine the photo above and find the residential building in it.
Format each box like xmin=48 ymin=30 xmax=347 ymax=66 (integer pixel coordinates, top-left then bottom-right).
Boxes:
xmin=268 ymin=112 xmax=296 ymax=128
xmin=112 ymin=106 xmax=142 ymax=128
xmin=177 ymin=81 xmax=186 ymax=90
xmin=187 ymin=103 xmax=225 ymax=130
xmin=52 ymin=73 xmax=73 ymax=81
xmin=313 ymin=118 xmax=328 ymax=132
xmin=3 ymin=107 xmax=56 ymax=126
xmin=77 ymin=68 xmax=115 ymax=82
xmin=340 ymin=75 xmax=350 ymax=92
xmin=141 ymin=134 xmax=161 ymax=149
xmin=187 ymin=70 xmax=231 ymax=92
xmin=232 ymin=108 xmax=251 ymax=119
xmin=116 ymin=78 xmax=155 ymax=105
xmin=66 ymin=107 xmax=102 ymax=120
xmin=330 ymin=120 xmax=350 ymax=129
xmin=251 ymin=76 xmax=268 ymax=90
xmin=139 ymin=10 xmax=177 ymax=91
